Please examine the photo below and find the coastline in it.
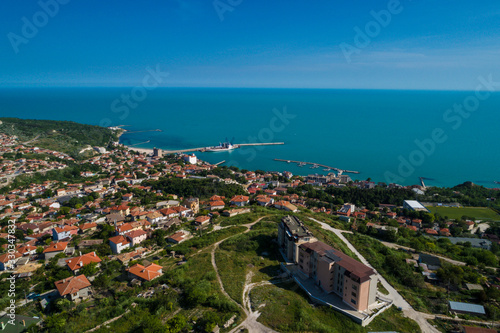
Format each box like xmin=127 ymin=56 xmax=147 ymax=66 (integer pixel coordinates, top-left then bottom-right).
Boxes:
xmin=124 ymin=145 xmax=155 ymax=155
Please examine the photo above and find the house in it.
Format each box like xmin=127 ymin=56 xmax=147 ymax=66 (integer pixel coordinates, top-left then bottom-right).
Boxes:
xmin=222 ymin=208 xmax=251 ymax=217
xmin=127 ymin=263 xmax=163 ymax=282
xmin=109 ymin=235 xmax=131 ymax=254
xmin=168 ymin=231 xmax=188 ymax=244
xmin=79 ymin=222 xmax=97 ymax=234
xmin=171 ymin=205 xmax=191 ymax=217
xmin=419 ymin=254 xmax=441 ymax=270
xmin=449 ymin=301 xmax=485 ymax=316
xmin=16 ymin=245 xmax=37 ymax=256
xmin=403 ymin=200 xmax=429 ymax=212
xmin=194 ymin=216 xmax=210 ymax=226
xmin=146 ymin=211 xmax=164 ymax=224
xmin=114 ymin=222 xmax=132 ymax=235
xmin=230 ymin=195 xmax=249 ymax=207
xmin=122 ymin=193 xmax=133 ymax=201
xmin=411 ymin=219 xmax=423 ymax=229
xmin=256 ymin=195 xmax=274 ymax=207
xmin=209 ymin=200 xmax=225 ymax=211
xmin=465 ymin=221 xmax=475 ymax=231
xmin=17 ymin=223 xmax=40 ymax=234
xmin=0 ymin=252 xmax=22 ymax=271
xmin=43 ymin=242 xmax=69 ymax=260
xmin=116 ymin=248 xmax=149 ymax=265
xmin=274 ymin=200 xmax=298 ymax=212
xmin=106 ymin=213 xmax=126 ymax=224
xmin=65 ymin=252 xmax=102 ymax=274
xmin=125 ymin=229 xmax=148 ymax=246
xmin=110 ymin=204 xmax=130 ymax=216
xmin=52 ymin=225 xmax=79 ymax=241
xmin=54 ymin=275 xmax=92 ymax=301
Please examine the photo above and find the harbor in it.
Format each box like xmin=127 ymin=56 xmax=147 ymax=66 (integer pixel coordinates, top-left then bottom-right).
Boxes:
xmin=161 ymin=142 xmax=285 ymax=154
xmin=274 ymin=158 xmax=360 ymax=174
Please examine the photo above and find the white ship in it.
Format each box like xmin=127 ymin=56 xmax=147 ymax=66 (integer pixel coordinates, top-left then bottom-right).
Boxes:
xmin=205 ymin=141 xmax=236 ymax=152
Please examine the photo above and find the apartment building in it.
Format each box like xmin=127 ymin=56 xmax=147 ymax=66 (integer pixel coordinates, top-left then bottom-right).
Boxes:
xmin=298 ymin=241 xmax=377 ymax=312
xmin=278 ymin=215 xmax=316 ymax=263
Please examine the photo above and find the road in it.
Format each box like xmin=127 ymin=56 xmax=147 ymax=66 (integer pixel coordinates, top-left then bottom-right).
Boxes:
xmin=309 ymin=218 xmax=440 ymax=333
xmin=380 ymin=241 xmax=467 ymax=266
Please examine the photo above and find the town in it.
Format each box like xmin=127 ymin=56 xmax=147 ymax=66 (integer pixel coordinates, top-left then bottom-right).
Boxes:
xmin=1 ymin=130 xmax=500 ymax=333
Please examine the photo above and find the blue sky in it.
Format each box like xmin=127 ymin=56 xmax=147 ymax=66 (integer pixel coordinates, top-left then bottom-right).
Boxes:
xmin=0 ymin=0 xmax=499 ymax=89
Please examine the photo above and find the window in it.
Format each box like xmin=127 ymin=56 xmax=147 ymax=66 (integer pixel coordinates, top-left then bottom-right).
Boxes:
xmin=352 ymin=285 xmax=358 ymax=291
xmin=351 ymin=299 xmax=356 ymax=305
xmin=351 ymin=292 xmax=356 ymax=297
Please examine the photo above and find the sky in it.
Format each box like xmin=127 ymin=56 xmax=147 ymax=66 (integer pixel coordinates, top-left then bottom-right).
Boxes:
xmin=0 ymin=0 xmax=499 ymax=90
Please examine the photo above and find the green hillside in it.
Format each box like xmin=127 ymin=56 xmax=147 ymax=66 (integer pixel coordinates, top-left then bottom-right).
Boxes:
xmin=0 ymin=117 xmax=119 ymax=158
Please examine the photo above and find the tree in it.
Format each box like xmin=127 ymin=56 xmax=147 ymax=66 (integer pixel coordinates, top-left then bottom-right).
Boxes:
xmin=80 ymin=261 xmax=98 ymax=276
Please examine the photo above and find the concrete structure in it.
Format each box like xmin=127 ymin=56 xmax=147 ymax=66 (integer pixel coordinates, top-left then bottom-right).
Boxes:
xmin=183 ymin=153 xmax=197 ymax=164
xmin=298 ymin=241 xmax=377 ymax=312
xmin=153 ymin=147 xmax=162 ymax=157
xmin=278 ymin=215 xmax=316 ymax=263
xmin=183 ymin=197 xmax=199 ymax=214
xmin=403 ymin=200 xmax=429 ymax=212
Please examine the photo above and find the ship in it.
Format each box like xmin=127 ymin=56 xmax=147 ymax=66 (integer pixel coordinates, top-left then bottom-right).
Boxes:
xmin=205 ymin=141 xmax=236 ymax=152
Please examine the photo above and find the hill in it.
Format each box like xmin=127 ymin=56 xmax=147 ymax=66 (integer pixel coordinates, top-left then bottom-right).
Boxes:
xmin=0 ymin=117 xmax=120 ymax=158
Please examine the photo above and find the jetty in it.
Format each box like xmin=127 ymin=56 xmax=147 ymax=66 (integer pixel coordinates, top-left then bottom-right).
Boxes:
xmin=419 ymin=177 xmax=426 ymax=188
xmin=274 ymin=159 xmax=360 ymax=174
xmin=162 ymin=142 xmax=284 ymax=154
xmin=128 ymin=140 xmax=150 ymax=147
xmin=214 ymin=160 xmax=225 ymax=166
xmin=125 ymin=129 xmax=162 ymax=134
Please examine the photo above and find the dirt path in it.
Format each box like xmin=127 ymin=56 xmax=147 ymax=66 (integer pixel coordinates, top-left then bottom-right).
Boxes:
xmin=210 ymin=216 xmax=278 ymax=333
xmin=84 ymin=309 xmax=130 ymax=333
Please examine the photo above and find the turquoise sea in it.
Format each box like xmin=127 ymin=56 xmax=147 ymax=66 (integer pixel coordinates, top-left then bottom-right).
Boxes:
xmin=1 ymin=87 xmax=499 ymax=188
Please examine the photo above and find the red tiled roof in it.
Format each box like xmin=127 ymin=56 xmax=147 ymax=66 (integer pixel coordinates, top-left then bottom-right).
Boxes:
xmin=231 ymin=195 xmax=249 ymax=203
xmin=127 ymin=263 xmax=162 ymax=281
xmin=125 ymin=229 xmax=147 ymax=239
xmin=43 ymin=242 xmax=68 ymax=253
xmin=54 ymin=275 xmax=91 ymax=296
xmin=109 ymin=235 xmax=130 ymax=245
xmin=65 ymin=252 xmax=102 ymax=271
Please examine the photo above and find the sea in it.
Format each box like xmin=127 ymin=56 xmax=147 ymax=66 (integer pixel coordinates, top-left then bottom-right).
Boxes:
xmin=1 ymin=87 xmax=499 ymax=188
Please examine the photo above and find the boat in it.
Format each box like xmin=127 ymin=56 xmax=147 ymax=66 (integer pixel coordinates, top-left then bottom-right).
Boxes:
xmin=495 ymin=181 xmax=500 ymax=185
xmin=205 ymin=142 xmax=236 ymax=152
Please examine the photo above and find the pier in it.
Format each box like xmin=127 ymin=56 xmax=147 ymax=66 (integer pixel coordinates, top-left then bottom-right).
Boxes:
xmin=125 ymin=129 xmax=162 ymax=134
xmin=214 ymin=160 xmax=225 ymax=166
xmin=274 ymin=159 xmax=360 ymax=174
xmin=419 ymin=177 xmax=426 ymax=188
xmin=162 ymin=142 xmax=284 ymax=154
xmin=128 ymin=140 xmax=151 ymax=147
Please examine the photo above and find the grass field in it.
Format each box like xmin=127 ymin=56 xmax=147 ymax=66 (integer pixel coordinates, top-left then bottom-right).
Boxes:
xmin=426 ymin=206 xmax=499 ymax=221
xmin=251 ymin=282 xmax=421 ymax=333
